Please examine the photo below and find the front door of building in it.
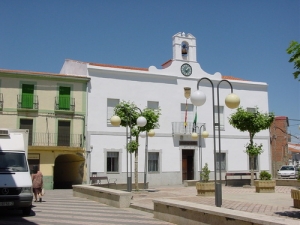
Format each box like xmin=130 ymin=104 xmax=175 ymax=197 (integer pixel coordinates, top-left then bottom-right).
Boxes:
xmin=182 ymin=149 xmax=194 ymax=181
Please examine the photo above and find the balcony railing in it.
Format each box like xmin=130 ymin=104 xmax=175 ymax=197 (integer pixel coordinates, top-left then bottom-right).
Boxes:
xmin=17 ymin=94 xmax=39 ymax=110
xmin=0 ymin=93 xmax=3 ymax=109
xmin=30 ymin=132 xmax=83 ymax=147
xmin=172 ymin=122 xmax=205 ymax=135
xmin=55 ymin=96 xmax=75 ymax=112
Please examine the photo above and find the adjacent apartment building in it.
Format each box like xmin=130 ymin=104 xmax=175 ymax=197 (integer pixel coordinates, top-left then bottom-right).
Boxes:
xmin=60 ymin=32 xmax=272 ymax=186
xmin=0 ymin=69 xmax=89 ymax=189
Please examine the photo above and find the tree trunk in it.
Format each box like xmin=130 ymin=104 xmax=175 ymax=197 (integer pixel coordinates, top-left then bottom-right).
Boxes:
xmin=250 ymin=156 xmax=254 ymax=186
xmin=134 ymin=137 xmax=139 ymax=190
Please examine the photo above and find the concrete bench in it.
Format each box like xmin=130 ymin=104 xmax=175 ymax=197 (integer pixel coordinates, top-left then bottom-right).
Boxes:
xmin=225 ymin=172 xmax=257 ymax=186
xmin=90 ymin=176 xmax=117 ymax=188
xmin=72 ymin=185 xmax=132 ymax=208
xmin=153 ymin=199 xmax=299 ymax=225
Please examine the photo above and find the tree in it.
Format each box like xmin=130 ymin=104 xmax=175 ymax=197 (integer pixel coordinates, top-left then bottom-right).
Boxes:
xmin=114 ymin=101 xmax=161 ymax=190
xmin=228 ymin=107 xmax=274 ymax=186
xmin=287 ymin=40 xmax=300 ymax=80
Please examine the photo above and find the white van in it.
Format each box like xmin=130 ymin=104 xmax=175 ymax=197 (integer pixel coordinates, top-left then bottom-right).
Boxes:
xmin=0 ymin=129 xmax=33 ymax=215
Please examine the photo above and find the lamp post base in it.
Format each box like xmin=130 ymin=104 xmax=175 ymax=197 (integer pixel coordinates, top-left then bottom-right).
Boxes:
xmin=215 ymin=183 xmax=222 ymax=207
xmin=127 ymin=177 xmax=132 ymax=192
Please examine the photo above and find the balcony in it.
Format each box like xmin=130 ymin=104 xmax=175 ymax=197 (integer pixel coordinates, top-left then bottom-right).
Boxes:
xmin=172 ymin=122 xmax=205 ymax=136
xmin=55 ymin=96 xmax=75 ymax=113
xmin=17 ymin=94 xmax=39 ymax=110
xmin=30 ymin=132 xmax=83 ymax=148
xmin=0 ymin=93 xmax=3 ymax=109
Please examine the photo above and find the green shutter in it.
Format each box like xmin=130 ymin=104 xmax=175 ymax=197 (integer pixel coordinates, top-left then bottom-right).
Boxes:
xmin=22 ymin=84 xmax=34 ymax=109
xmin=59 ymin=87 xmax=71 ymax=110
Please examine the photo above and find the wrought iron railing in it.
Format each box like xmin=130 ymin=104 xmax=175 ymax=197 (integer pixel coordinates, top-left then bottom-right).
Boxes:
xmin=55 ymin=96 xmax=75 ymax=112
xmin=30 ymin=132 xmax=83 ymax=147
xmin=172 ymin=122 xmax=205 ymax=135
xmin=17 ymin=94 xmax=39 ymax=110
xmin=0 ymin=93 xmax=3 ymax=109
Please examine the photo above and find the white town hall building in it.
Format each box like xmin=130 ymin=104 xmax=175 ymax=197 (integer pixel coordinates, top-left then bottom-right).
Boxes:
xmin=60 ymin=32 xmax=271 ymax=186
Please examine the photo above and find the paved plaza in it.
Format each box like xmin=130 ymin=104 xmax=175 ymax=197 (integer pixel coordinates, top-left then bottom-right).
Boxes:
xmin=131 ymin=184 xmax=300 ymax=221
xmin=1 ymin=185 xmax=300 ymax=224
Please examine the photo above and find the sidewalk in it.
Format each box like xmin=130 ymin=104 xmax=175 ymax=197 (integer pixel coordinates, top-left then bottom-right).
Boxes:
xmin=130 ymin=185 xmax=300 ymax=221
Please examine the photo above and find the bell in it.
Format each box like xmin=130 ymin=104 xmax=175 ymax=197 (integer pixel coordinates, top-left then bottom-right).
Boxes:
xmin=182 ymin=48 xmax=187 ymax=54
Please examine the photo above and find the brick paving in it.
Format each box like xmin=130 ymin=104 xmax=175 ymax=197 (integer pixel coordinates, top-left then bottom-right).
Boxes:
xmin=130 ymin=185 xmax=300 ymax=221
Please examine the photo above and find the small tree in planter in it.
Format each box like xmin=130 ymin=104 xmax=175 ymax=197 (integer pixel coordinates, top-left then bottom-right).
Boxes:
xmin=254 ymin=171 xmax=275 ymax=193
xmin=200 ymin=163 xmax=210 ymax=182
xmin=196 ymin=163 xmax=215 ymax=196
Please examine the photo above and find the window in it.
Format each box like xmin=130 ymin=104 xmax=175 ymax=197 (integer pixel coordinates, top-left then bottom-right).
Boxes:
xmin=20 ymin=119 xmax=33 ymax=146
xmin=107 ymin=152 xmax=119 ymax=172
xmin=107 ymin=99 xmax=120 ymax=125
xmin=57 ymin=120 xmax=70 ymax=146
xmin=21 ymin=84 xmax=34 ymax=109
xmin=59 ymin=86 xmax=71 ymax=110
xmin=216 ymin=153 xmax=226 ymax=171
xmin=247 ymin=107 xmax=257 ymax=113
xmin=147 ymin=101 xmax=159 ymax=110
xmin=214 ymin=105 xmax=224 ymax=130
xmin=181 ymin=103 xmax=194 ymax=122
xmin=249 ymin=155 xmax=258 ymax=171
xmin=148 ymin=152 xmax=159 ymax=172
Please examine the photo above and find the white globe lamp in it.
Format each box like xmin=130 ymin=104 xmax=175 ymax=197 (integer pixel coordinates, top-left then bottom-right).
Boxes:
xmin=110 ymin=115 xmax=121 ymax=126
xmin=190 ymin=90 xmax=206 ymax=106
xmin=225 ymin=93 xmax=240 ymax=109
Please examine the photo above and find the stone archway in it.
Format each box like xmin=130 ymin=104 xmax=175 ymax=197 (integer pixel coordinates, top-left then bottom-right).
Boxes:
xmin=53 ymin=153 xmax=85 ymax=189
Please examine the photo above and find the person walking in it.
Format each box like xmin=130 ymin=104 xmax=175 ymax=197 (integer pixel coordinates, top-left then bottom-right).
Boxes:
xmin=32 ymin=165 xmax=43 ymax=202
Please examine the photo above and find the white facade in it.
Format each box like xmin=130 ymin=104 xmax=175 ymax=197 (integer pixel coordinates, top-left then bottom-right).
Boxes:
xmin=60 ymin=32 xmax=271 ymax=186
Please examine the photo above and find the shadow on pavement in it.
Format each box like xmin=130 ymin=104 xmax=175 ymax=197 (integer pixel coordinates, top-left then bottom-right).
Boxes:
xmin=275 ymin=210 xmax=300 ymax=219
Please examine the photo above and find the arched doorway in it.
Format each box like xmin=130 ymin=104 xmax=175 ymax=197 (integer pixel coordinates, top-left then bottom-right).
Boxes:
xmin=53 ymin=153 xmax=85 ymax=189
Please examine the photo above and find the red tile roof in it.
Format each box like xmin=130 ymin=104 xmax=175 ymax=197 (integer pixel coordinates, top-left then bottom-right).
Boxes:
xmin=89 ymin=62 xmax=148 ymax=71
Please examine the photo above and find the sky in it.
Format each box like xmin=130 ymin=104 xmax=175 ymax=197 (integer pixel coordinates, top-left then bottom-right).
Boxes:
xmin=1 ymin=1 xmax=300 ymax=140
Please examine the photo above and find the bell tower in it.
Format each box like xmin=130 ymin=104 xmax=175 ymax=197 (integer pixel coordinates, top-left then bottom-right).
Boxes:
xmin=172 ymin=32 xmax=197 ymax=62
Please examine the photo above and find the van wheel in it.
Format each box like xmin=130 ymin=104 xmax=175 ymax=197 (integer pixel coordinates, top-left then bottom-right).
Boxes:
xmin=22 ymin=206 xmax=31 ymax=216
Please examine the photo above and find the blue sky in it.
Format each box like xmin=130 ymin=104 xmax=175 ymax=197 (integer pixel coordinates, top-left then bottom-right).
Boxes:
xmin=1 ymin=1 xmax=300 ymax=139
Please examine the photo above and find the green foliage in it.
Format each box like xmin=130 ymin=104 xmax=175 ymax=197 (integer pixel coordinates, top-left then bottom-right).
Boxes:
xmin=127 ymin=140 xmax=139 ymax=153
xmin=259 ymin=171 xmax=272 ymax=180
xmin=200 ymin=163 xmax=210 ymax=182
xmin=286 ymin=41 xmax=300 ymax=80
xmin=114 ymin=100 xmax=161 ymax=153
xmin=228 ymin=107 xmax=274 ymax=145
xmin=245 ymin=143 xmax=263 ymax=157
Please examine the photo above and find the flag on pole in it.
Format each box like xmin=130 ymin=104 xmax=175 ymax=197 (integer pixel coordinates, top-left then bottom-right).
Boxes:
xmin=193 ymin=107 xmax=197 ymax=132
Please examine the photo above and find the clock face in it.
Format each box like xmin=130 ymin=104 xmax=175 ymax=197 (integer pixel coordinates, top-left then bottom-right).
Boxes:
xmin=181 ymin=63 xmax=192 ymax=76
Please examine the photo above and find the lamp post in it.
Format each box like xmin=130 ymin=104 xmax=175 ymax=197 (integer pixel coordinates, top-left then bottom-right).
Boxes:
xmin=190 ymin=77 xmax=240 ymax=207
xmin=110 ymin=107 xmax=147 ymax=192
xmin=192 ymin=125 xmax=209 ymax=181
xmin=140 ymin=129 xmax=155 ymax=189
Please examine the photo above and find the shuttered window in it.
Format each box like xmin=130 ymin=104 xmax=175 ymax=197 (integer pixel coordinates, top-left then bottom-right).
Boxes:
xmin=107 ymin=152 xmax=119 ymax=172
xmin=59 ymin=87 xmax=71 ymax=110
xmin=57 ymin=121 xmax=70 ymax=146
xmin=21 ymin=84 xmax=34 ymax=109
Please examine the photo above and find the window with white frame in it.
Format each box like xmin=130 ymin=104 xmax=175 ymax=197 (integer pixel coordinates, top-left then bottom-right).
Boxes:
xmin=106 ymin=152 xmax=119 ymax=172
xmin=216 ymin=152 xmax=226 ymax=171
xmin=147 ymin=101 xmax=159 ymax=110
xmin=148 ymin=152 xmax=159 ymax=172
xmin=249 ymin=155 xmax=258 ymax=171
xmin=247 ymin=107 xmax=257 ymax=113
xmin=214 ymin=105 xmax=224 ymax=130
xmin=107 ymin=98 xmax=120 ymax=125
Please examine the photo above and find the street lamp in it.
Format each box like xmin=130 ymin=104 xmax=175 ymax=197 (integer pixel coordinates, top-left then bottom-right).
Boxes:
xmin=110 ymin=107 xmax=147 ymax=192
xmin=192 ymin=125 xmax=209 ymax=181
xmin=140 ymin=129 xmax=155 ymax=189
xmin=190 ymin=77 xmax=240 ymax=207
